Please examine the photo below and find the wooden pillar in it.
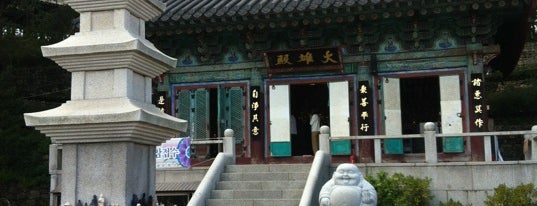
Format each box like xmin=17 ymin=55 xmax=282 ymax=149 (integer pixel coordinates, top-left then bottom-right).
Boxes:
xmin=357 ymin=63 xmax=375 ymax=162
xmin=467 ymin=43 xmax=486 ymax=161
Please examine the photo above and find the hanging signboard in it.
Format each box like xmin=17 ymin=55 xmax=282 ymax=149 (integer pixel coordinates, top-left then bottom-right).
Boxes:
xmin=469 ymin=74 xmax=487 ymax=132
xmin=156 ymin=138 xmax=191 ymax=169
xmin=152 ymin=91 xmax=170 ymax=114
xmin=357 ymin=81 xmax=375 ymax=135
xmin=250 ymin=86 xmax=264 ymax=139
xmin=263 ymin=47 xmax=343 ymax=76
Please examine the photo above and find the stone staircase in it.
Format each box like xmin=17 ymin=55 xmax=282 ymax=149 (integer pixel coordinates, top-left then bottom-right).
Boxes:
xmin=206 ymin=164 xmax=311 ymax=206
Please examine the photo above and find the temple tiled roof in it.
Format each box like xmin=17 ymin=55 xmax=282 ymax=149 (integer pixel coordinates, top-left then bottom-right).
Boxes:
xmin=149 ymin=0 xmax=529 ymax=38
xmin=158 ymin=0 xmax=391 ymax=21
xmin=153 ymin=0 xmax=530 ymax=26
xmin=148 ymin=0 xmax=533 ymax=76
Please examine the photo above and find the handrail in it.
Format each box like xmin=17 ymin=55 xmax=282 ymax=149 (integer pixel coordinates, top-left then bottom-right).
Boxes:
xmin=299 ymin=150 xmax=331 ymax=206
xmin=330 ymin=130 xmax=537 ymax=140
xmin=187 ymin=129 xmax=235 ymax=206
xmin=300 ymin=126 xmax=332 ymax=206
xmin=322 ymin=123 xmax=537 ymax=163
xmin=331 ymin=134 xmax=423 ymax=140
xmin=191 ymin=139 xmax=224 ymax=144
xmin=306 ymin=125 xmax=537 ymax=206
xmin=190 ymin=157 xmax=216 ymax=167
xmin=187 ymin=153 xmax=233 ymax=206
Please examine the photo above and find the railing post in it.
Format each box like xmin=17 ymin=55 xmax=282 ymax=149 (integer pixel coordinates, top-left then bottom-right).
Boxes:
xmin=319 ymin=125 xmax=330 ymax=154
xmin=484 ymin=136 xmax=492 ymax=161
xmin=531 ymin=126 xmax=537 ymax=160
xmin=531 ymin=125 xmax=537 ymax=188
xmin=374 ymin=139 xmax=382 ymax=163
xmin=223 ymin=129 xmax=235 ymax=163
xmin=49 ymin=144 xmax=60 ymax=206
xmin=423 ymin=122 xmax=437 ymax=163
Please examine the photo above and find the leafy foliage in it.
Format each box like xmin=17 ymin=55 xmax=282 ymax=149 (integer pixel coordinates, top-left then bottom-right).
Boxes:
xmin=365 ymin=171 xmax=433 ymax=206
xmin=484 ymin=183 xmax=537 ymax=206
xmin=485 ymin=65 xmax=537 ymax=130
xmin=0 ymin=0 xmax=76 ymax=204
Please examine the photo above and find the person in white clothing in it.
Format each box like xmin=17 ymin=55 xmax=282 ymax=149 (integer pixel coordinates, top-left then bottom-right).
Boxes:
xmin=290 ymin=114 xmax=299 ymax=155
xmin=310 ymin=113 xmax=320 ymax=153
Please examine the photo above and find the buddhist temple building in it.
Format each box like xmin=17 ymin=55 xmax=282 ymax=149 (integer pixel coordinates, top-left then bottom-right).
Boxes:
xmin=147 ymin=0 xmax=536 ymax=164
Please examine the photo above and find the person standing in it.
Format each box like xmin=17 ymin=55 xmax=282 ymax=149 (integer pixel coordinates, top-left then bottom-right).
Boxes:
xmin=290 ymin=114 xmax=299 ymax=155
xmin=310 ymin=112 xmax=320 ymax=153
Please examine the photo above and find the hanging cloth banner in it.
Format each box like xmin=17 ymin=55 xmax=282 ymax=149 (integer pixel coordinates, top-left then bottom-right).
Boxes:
xmin=156 ymin=138 xmax=191 ymax=169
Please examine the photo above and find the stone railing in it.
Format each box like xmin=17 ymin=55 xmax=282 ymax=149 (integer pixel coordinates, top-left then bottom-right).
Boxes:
xmin=187 ymin=129 xmax=235 ymax=206
xmin=189 ymin=133 xmax=242 ymax=162
xmin=299 ymin=149 xmax=331 ymax=206
xmin=304 ymin=124 xmax=537 ymax=205
xmin=322 ymin=122 xmax=537 ymax=163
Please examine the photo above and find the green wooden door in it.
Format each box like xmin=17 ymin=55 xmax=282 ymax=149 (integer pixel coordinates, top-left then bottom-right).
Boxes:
xmin=175 ymin=85 xmax=247 ymax=156
xmin=175 ymin=90 xmax=192 ymax=138
xmin=192 ymin=88 xmax=209 ymax=140
xmin=224 ymin=87 xmax=245 ymax=144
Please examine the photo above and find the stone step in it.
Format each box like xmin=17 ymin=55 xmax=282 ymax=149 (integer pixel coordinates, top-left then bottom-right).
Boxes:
xmin=216 ymin=180 xmax=306 ymax=190
xmin=220 ymin=171 xmax=308 ymax=181
xmin=225 ymin=164 xmax=311 ymax=173
xmin=203 ymin=164 xmax=310 ymax=206
xmin=206 ymin=199 xmax=300 ymax=206
xmin=211 ymin=189 xmax=303 ymax=199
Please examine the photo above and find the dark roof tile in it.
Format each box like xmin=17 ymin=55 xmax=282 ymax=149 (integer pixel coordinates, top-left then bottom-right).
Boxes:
xmin=204 ymin=0 xmax=229 ymax=17
xmin=227 ymin=0 xmax=250 ymax=16
xmin=250 ymin=0 xmax=270 ymax=15
xmin=309 ymin=0 xmax=323 ymax=10
xmin=273 ymin=0 xmax=292 ymax=13
xmin=238 ymin=0 xmax=256 ymax=16
xmin=344 ymin=0 xmax=356 ymax=6
xmin=155 ymin=0 xmax=516 ymax=22
xmin=169 ymin=1 xmax=195 ymax=20
xmin=184 ymin=0 xmax=211 ymax=19
xmin=296 ymin=0 xmax=312 ymax=12
xmin=261 ymin=0 xmax=278 ymax=14
xmin=159 ymin=0 xmax=189 ymax=21
xmin=284 ymin=0 xmax=300 ymax=12
xmin=321 ymin=0 xmax=336 ymax=9
xmin=176 ymin=0 xmax=202 ymax=20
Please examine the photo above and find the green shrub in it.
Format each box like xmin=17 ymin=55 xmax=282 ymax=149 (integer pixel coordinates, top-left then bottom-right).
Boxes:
xmin=365 ymin=171 xmax=433 ymax=206
xmin=484 ymin=183 xmax=537 ymax=206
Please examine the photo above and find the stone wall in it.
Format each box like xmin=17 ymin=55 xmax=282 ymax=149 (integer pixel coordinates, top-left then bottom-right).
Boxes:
xmin=157 ymin=161 xmax=537 ymax=205
xmin=359 ymin=161 xmax=537 ymax=205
